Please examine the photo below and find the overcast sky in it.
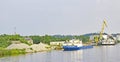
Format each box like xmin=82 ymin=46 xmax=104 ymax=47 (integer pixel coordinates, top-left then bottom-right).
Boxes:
xmin=0 ymin=0 xmax=120 ymax=35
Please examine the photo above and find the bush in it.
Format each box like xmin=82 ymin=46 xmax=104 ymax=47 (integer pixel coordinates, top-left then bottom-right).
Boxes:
xmin=0 ymin=49 xmax=26 ymax=57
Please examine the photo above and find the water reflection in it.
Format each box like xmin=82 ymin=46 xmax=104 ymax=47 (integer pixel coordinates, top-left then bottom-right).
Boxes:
xmin=101 ymin=45 xmax=120 ymax=62
xmin=62 ymin=50 xmax=83 ymax=62
xmin=0 ymin=55 xmax=21 ymax=62
xmin=83 ymin=44 xmax=120 ymax=62
xmin=47 ymin=50 xmax=83 ymax=62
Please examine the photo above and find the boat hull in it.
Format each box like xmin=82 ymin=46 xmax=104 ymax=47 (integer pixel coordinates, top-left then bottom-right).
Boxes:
xmin=63 ymin=45 xmax=93 ymax=51
xmin=63 ymin=46 xmax=82 ymax=51
xmin=101 ymin=41 xmax=116 ymax=45
xmin=82 ymin=45 xmax=93 ymax=49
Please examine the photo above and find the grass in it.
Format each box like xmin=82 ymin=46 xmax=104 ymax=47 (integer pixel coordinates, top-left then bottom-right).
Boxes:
xmin=0 ymin=48 xmax=26 ymax=57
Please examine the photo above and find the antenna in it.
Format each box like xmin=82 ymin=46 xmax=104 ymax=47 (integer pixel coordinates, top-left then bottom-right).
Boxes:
xmin=14 ymin=27 xmax=16 ymax=35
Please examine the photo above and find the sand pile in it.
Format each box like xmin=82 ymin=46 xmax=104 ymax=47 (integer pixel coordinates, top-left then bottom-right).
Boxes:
xmin=6 ymin=43 xmax=50 ymax=53
xmin=30 ymin=43 xmax=50 ymax=52
xmin=6 ymin=43 xmax=30 ymax=49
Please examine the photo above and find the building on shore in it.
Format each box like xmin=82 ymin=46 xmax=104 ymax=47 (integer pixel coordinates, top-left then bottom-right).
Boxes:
xmin=50 ymin=41 xmax=65 ymax=46
xmin=25 ymin=37 xmax=33 ymax=45
xmin=116 ymin=33 xmax=120 ymax=42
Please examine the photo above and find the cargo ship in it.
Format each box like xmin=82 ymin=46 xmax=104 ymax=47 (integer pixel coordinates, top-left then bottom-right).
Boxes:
xmin=62 ymin=39 xmax=93 ymax=51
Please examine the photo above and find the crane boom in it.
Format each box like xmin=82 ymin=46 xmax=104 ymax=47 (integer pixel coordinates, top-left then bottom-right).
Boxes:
xmin=99 ymin=19 xmax=107 ymax=40
xmin=95 ymin=19 xmax=108 ymax=45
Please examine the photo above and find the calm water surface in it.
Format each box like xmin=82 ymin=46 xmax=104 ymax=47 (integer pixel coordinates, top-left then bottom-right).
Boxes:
xmin=1 ymin=44 xmax=120 ymax=62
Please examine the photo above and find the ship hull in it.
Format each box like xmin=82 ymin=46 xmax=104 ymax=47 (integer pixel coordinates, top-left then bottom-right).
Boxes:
xmin=63 ymin=46 xmax=82 ymax=51
xmin=63 ymin=45 xmax=93 ymax=51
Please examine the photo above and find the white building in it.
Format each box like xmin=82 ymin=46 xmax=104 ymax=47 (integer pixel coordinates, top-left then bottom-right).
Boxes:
xmin=116 ymin=34 xmax=120 ymax=41
xmin=50 ymin=41 xmax=65 ymax=46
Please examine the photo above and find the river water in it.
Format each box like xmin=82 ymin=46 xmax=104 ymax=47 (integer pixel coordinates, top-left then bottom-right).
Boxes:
xmin=1 ymin=44 xmax=120 ymax=62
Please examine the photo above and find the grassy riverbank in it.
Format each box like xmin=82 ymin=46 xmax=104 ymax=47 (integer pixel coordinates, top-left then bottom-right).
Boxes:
xmin=0 ymin=48 xmax=26 ymax=57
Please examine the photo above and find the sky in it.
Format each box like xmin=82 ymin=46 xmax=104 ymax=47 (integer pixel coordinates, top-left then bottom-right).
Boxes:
xmin=0 ymin=0 xmax=120 ymax=35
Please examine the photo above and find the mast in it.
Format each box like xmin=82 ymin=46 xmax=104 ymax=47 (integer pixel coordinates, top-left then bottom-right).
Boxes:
xmin=14 ymin=27 xmax=16 ymax=35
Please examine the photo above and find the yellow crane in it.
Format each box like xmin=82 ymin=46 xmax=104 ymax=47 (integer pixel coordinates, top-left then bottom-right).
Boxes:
xmin=95 ymin=19 xmax=107 ymax=45
xmin=99 ymin=19 xmax=107 ymax=40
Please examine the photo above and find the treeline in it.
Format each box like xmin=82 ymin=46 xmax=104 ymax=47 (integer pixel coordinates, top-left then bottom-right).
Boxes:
xmin=0 ymin=34 xmax=90 ymax=48
xmin=0 ymin=34 xmax=29 ymax=48
xmin=29 ymin=35 xmax=90 ymax=44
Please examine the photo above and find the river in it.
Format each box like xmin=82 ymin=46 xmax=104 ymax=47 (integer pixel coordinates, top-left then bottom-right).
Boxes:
xmin=0 ymin=44 xmax=120 ymax=62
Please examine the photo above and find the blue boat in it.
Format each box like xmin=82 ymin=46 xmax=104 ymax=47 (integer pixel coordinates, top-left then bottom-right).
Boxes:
xmin=62 ymin=39 xmax=83 ymax=51
xmin=63 ymin=46 xmax=82 ymax=51
xmin=62 ymin=39 xmax=93 ymax=51
xmin=81 ymin=45 xmax=93 ymax=49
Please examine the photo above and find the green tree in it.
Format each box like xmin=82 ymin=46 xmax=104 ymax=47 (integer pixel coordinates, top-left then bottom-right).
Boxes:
xmin=29 ymin=36 xmax=41 ymax=44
